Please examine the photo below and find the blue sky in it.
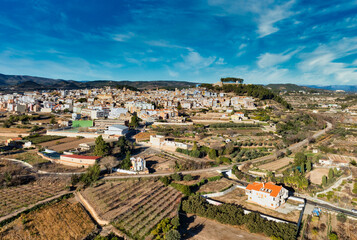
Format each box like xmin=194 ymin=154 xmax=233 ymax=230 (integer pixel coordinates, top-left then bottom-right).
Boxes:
xmin=0 ymin=0 xmax=357 ymax=85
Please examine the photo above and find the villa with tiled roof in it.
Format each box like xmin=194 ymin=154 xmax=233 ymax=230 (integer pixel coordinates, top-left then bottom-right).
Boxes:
xmin=245 ymin=182 xmax=288 ymax=209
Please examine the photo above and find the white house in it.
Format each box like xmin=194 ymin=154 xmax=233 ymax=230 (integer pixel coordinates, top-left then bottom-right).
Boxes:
xmin=245 ymin=182 xmax=288 ymax=209
xmin=104 ymin=124 xmax=129 ymax=136
xmin=130 ymin=157 xmax=147 ymax=172
xmin=231 ymin=112 xmax=245 ymax=122
xmin=150 ymin=135 xmax=188 ymax=150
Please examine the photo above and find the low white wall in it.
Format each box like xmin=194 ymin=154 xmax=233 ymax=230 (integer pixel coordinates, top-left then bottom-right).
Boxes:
xmin=115 ymin=169 xmax=138 ymax=175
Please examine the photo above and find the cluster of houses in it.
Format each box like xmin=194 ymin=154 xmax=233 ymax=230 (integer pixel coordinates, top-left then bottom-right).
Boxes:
xmin=0 ymin=87 xmax=256 ymax=121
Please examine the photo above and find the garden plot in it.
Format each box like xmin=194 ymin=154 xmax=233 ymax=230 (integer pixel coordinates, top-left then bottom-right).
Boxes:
xmin=0 ymin=199 xmax=95 ymax=240
xmin=302 ymin=212 xmax=357 ymax=240
xmin=82 ymin=179 xmax=182 ymax=239
xmin=0 ymin=177 xmax=69 ymax=217
xmin=259 ymin=157 xmax=294 ymax=171
xmin=197 ymin=178 xmax=234 ymax=193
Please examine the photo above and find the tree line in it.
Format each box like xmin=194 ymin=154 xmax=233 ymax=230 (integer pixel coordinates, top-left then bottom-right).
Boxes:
xmin=181 ymin=195 xmax=297 ymax=240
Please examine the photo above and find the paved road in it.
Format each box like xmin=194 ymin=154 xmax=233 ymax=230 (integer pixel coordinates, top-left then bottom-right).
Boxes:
xmin=316 ymin=174 xmax=352 ymax=196
xmin=304 ymin=198 xmax=357 ymax=218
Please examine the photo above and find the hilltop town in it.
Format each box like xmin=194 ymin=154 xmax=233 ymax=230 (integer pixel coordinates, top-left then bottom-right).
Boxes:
xmin=0 ymin=79 xmax=357 ymax=240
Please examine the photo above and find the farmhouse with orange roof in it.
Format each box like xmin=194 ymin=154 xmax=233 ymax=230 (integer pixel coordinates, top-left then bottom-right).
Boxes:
xmin=245 ymin=182 xmax=288 ymax=209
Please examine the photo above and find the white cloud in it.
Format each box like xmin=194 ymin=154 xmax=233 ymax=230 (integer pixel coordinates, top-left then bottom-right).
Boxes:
xmin=257 ymin=0 xmax=295 ymax=37
xmin=167 ymin=68 xmax=179 ymax=77
xmin=238 ymin=43 xmax=247 ymax=50
xmin=113 ymin=32 xmax=135 ymax=42
xmin=257 ymin=49 xmax=299 ymax=68
xmin=298 ymin=37 xmax=357 ymax=84
xmin=207 ymin=0 xmax=296 ymax=38
xmin=146 ymin=40 xmax=193 ymax=51
xmin=215 ymin=57 xmax=226 ymax=65
xmin=177 ymin=50 xmax=216 ymax=70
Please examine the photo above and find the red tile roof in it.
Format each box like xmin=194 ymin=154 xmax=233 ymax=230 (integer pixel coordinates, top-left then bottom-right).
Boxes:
xmin=246 ymin=182 xmax=282 ymax=197
xmin=60 ymin=154 xmax=100 ymax=160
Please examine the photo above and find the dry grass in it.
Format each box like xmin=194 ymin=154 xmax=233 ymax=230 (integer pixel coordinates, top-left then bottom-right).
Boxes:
xmin=0 ymin=177 xmax=69 ymax=217
xmin=259 ymin=157 xmax=294 ymax=171
xmin=82 ymin=179 xmax=182 ymax=239
xmin=0 ymin=199 xmax=95 ymax=240
xmin=198 ymin=178 xmax=234 ymax=193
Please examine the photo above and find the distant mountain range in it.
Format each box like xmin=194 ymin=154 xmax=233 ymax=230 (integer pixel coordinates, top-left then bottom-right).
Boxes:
xmin=304 ymin=85 xmax=357 ymax=92
xmin=267 ymin=83 xmax=357 ymax=93
xmin=0 ymin=73 xmax=197 ymax=91
xmin=0 ymin=73 xmax=356 ymax=92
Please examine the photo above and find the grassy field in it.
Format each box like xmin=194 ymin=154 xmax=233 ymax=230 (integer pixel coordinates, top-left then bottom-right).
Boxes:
xmin=24 ymin=135 xmax=65 ymax=144
xmin=0 ymin=199 xmax=95 ymax=240
xmin=82 ymin=179 xmax=182 ymax=239
xmin=10 ymin=152 xmax=49 ymax=165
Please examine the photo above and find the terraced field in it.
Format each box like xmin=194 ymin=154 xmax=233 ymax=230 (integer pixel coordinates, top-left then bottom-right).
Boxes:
xmin=0 ymin=177 xmax=68 ymax=217
xmin=0 ymin=199 xmax=95 ymax=240
xmin=82 ymin=179 xmax=182 ymax=239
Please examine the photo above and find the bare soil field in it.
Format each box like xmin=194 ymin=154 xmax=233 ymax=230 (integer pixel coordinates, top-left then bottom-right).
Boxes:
xmin=259 ymin=157 xmax=294 ymax=171
xmin=182 ymin=214 xmax=269 ymax=240
xmin=145 ymin=153 xmax=175 ymax=172
xmin=212 ymin=188 xmax=300 ymax=223
xmin=197 ymin=178 xmax=234 ymax=193
xmin=0 ymin=177 xmax=69 ymax=217
xmin=302 ymin=212 xmax=357 ymax=240
xmin=306 ymin=168 xmax=330 ymax=185
xmin=82 ymin=179 xmax=182 ymax=239
xmin=0 ymin=127 xmax=30 ymax=133
xmin=0 ymin=199 xmax=96 ymax=240
xmin=40 ymin=137 xmax=94 ymax=151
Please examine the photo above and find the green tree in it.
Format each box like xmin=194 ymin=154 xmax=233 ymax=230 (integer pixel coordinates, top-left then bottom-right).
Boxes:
xmin=294 ymin=152 xmax=307 ymax=166
xmin=328 ymin=232 xmax=338 ymax=240
xmin=183 ymin=174 xmax=193 ymax=181
xmin=80 ymin=164 xmax=100 ymax=186
xmin=3 ymin=120 xmax=11 ymax=128
xmin=121 ymin=151 xmax=132 ymax=170
xmin=94 ymin=135 xmax=109 ymax=156
xmin=300 ymin=163 xmax=305 ymax=174
xmin=160 ymin=176 xmax=171 ymax=186
xmin=209 ymin=148 xmax=217 ymax=159
xmin=129 ymin=112 xmax=141 ymax=129
xmin=328 ymin=168 xmax=334 ymax=180
xmin=177 ymin=102 xmax=182 ymax=111
xmin=286 ymin=149 xmax=292 ymax=156
xmin=165 ymin=229 xmax=181 ymax=240
xmin=322 ymin=175 xmax=327 ymax=186
xmin=192 ymin=142 xmax=198 ymax=151
xmin=50 ymin=115 xmax=57 ymax=124
xmin=306 ymin=160 xmax=312 ymax=172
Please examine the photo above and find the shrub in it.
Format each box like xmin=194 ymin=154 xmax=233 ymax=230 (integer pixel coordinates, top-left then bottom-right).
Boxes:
xmin=336 ymin=213 xmax=347 ymax=223
xmin=183 ymin=174 xmax=193 ymax=181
